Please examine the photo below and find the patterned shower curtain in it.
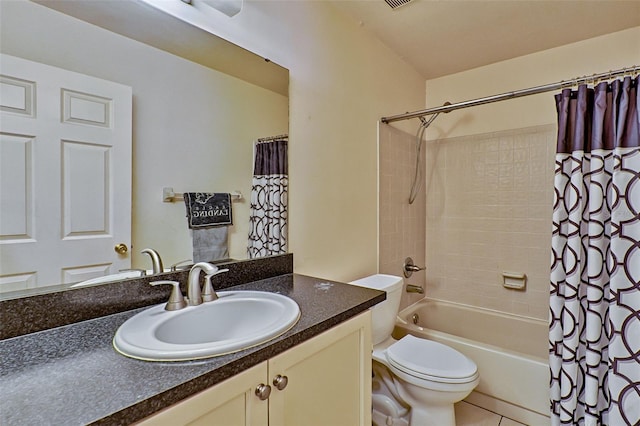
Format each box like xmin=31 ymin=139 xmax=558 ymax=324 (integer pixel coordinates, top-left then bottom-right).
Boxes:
xmin=247 ymin=138 xmax=288 ymax=258
xmin=550 ymin=75 xmax=639 ymax=425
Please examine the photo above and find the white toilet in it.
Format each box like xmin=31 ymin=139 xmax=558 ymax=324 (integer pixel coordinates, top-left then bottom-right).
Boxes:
xmin=350 ymin=274 xmax=479 ymax=426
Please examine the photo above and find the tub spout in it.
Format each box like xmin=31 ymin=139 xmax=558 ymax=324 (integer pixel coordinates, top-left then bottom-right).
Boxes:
xmin=406 ymin=284 xmax=424 ymax=294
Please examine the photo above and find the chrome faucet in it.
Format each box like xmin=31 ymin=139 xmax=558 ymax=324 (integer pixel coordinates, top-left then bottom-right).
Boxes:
xmin=187 ymin=262 xmax=228 ymax=306
xmin=141 ymin=248 xmax=164 ymax=274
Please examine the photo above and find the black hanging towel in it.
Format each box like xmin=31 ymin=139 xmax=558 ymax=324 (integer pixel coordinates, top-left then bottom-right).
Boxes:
xmin=184 ymin=193 xmax=233 ymax=229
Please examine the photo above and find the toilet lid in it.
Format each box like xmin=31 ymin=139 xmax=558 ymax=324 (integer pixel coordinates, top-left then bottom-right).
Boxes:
xmin=386 ymin=335 xmax=478 ymax=383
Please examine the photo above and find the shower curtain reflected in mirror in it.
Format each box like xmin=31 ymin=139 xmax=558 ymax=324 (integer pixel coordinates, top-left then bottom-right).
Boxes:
xmin=549 ymin=75 xmax=639 ymax=425
xmin=247 ymin=138 xmax=288 ymax=258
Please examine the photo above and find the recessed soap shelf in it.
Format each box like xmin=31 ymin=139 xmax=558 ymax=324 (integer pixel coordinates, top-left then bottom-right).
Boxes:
xmin=502 ymin=271 xmax=527 ymax=290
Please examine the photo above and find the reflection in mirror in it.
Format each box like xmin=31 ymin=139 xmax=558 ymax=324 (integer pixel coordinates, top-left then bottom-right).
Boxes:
xmin=70 ymin=271 xmax=147 ymax=289
xmin=0 ymin=0 xmax=289 ymax=298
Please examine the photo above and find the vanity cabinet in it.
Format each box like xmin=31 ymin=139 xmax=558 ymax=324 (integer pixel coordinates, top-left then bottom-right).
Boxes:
xmin=137 ymin=311 xmax=372 ymax=426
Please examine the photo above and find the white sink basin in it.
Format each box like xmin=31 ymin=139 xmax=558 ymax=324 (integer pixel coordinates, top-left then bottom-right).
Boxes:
xmin=113 ymin=291 xmax=300 ymax=361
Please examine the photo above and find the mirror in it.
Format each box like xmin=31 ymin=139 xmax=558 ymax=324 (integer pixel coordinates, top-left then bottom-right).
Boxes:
xmin=0 ymin=0 xmax=289 ymax=297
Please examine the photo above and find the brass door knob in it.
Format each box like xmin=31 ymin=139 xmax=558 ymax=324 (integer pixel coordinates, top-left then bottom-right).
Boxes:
xmin=114 ymin=243 xmax=128 ymax=255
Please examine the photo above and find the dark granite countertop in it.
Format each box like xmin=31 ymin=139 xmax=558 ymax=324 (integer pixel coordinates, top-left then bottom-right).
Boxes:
xmin=0 ymin=273 xmax=384 ymax=426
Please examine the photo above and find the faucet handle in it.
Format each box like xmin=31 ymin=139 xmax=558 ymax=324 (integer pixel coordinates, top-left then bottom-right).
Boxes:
xmin=118 ymin=268 xmax=147 ymax=277
xmin=403 ymin=257 xmax=426 ymax=278
xmin=202 ymin=269 xmax=229 ymax=302
xmin=150 ymin=280 xmax=187 ymax=311
xmin=170 ymin=259 xmax=192 ymax=271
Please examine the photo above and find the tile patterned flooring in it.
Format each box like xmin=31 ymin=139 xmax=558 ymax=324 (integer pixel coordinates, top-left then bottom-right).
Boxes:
xmin=455 ymin=401 xmax=527 ymax=426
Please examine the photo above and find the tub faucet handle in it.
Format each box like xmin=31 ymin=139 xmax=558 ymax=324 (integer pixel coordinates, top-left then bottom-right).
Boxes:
xmin=403 ymin=257 xmax=425 ymax=278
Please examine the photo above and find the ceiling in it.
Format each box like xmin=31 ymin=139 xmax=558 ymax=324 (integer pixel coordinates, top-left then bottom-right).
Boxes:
xmin=328 ymin=0 xmax=640 ymax=80
xmin=33 ymin=0 xmax=288 ymax=95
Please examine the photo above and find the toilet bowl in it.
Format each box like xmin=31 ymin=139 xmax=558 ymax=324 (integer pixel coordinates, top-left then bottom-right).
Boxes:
xmin=374 ymin=335 xmax=479 ymax=425
xmin=350 ymin=274 xmax=479 ymax=426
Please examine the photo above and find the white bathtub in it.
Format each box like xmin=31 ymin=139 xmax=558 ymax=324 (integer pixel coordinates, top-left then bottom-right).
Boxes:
xmin=394 ymin=298 xmax=550 ymax=425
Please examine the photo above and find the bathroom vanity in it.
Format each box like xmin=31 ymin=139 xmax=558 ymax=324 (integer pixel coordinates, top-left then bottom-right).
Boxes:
xmin=0 ymin=256 xmax=384 ymax=425
xmin=139 ymin=311 xmax=371 ymax=425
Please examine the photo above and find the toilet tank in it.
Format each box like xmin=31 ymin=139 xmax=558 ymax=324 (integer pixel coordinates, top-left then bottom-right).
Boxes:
xmin=349 ymin=274 xmax=403 ymax=345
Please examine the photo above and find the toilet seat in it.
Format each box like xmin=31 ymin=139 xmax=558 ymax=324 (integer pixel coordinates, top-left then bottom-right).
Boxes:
xmin=386 ymin=335 xmax=478 ymax=384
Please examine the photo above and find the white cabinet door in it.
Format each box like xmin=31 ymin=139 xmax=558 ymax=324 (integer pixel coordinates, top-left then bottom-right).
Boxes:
xmin=137 ymin=361 xmax=269 ymax=426
xmin=0 ymin=54 xmax=132 ymax=292
xmin=269 ymin=311 xmax=373 ymax=426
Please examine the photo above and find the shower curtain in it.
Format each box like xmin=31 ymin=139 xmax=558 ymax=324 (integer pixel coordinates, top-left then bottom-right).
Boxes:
xmin=549 ymin=75 xmax=639 ymax=425
xmin=247 ymin=138 xmax=288 ymax=258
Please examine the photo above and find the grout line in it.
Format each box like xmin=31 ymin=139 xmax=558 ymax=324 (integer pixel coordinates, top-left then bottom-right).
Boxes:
xmin=461 ymin=400 xmax=527 ymax=426
xmin=463 ymin=400 xmax=503 ymax=417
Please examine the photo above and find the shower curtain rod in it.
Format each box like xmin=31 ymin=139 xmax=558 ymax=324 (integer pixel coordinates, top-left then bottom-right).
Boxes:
xmin=381 ymin=65 xmax=640 ymax=124
xmin=257 ymin=133 xmax=288 ymax=143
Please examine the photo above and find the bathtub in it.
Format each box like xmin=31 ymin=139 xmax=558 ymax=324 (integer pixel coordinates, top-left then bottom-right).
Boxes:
xmin=394 ymin=298 xmax=550 ymax=425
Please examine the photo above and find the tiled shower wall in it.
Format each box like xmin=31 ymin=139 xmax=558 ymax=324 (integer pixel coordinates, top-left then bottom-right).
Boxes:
xmin=424 ymin=124 xmax=556 ymax=320
xmin=379 ymin=124 xmax=426 ymax=310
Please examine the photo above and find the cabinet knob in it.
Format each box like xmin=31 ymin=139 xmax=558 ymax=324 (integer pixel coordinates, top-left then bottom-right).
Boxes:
xmin=255 ymin=384 xmax=271 ymax=400
xmin=273 ymin=374 xmax=288 ymax=391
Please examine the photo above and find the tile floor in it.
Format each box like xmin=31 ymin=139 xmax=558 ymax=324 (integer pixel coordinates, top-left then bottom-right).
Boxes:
xmin=455 ymin=401 xmax=527 ymax=426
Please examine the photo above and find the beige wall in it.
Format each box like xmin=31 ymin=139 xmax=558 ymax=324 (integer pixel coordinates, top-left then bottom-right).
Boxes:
xmin=142 ymin=1 xmax=426 ymax=282
xmin=421 ymin=27 xmax=639 ymax=319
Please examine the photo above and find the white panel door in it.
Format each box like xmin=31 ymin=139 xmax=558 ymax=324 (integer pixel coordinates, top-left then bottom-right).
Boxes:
xmin=0 ymin=54 xmax=132 ymax=293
